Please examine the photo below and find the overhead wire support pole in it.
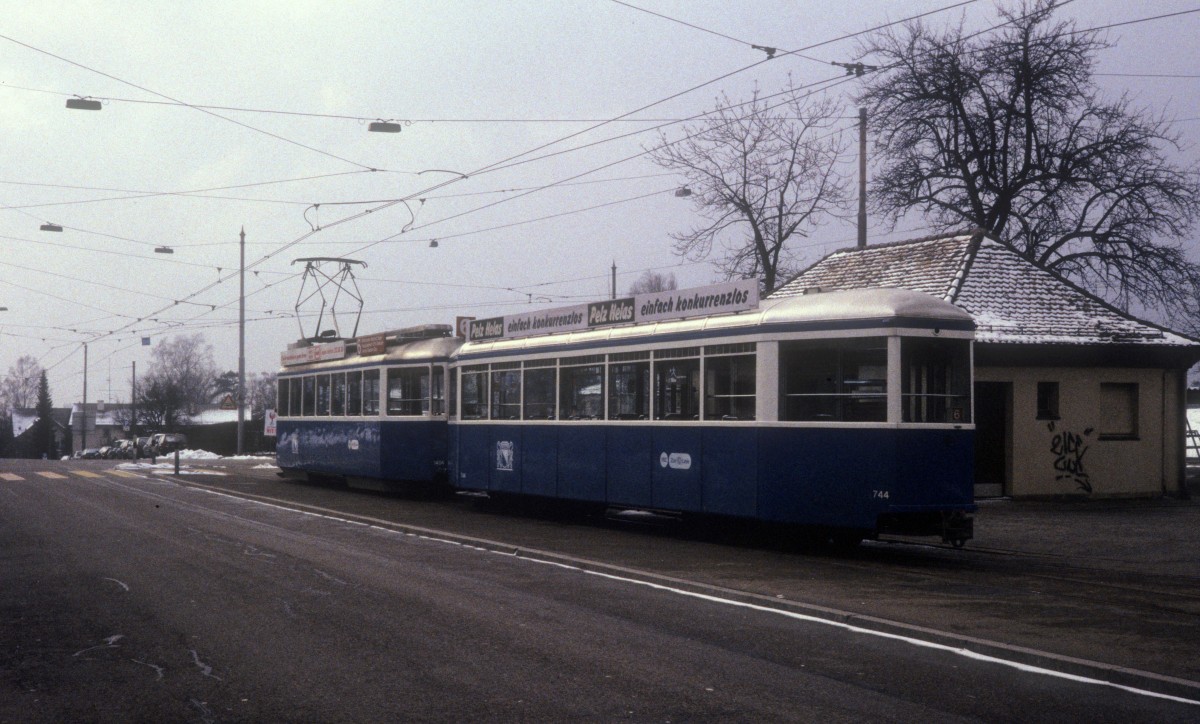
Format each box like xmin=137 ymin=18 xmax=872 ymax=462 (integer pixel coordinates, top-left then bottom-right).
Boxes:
xmin=238 ymin=227 xmax=245 ymax=456
xmin=81 ymin=343 xmax=88 ymax=453
xmin=858 ymin=107 xmax=867 ymax=249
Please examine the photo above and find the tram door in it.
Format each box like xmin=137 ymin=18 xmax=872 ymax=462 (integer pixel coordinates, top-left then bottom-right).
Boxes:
xmin=973 ymin=381 xmax=1011 ymax=497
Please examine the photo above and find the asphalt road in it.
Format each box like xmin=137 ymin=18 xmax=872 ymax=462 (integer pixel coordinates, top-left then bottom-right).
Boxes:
xmin=1 ymin=458 xmax=1197 ymax=722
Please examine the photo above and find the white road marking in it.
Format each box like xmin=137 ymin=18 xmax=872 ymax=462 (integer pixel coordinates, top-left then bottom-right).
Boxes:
xmin=132 ymin=658 xmax=165 ymax=680
xmin=138 ymin=480 xmax=1200 ymax=706
xmin=189 ymin=649 xmax=222 ymax=680
xmin=103 ymin=577 xmax=130 ymax=592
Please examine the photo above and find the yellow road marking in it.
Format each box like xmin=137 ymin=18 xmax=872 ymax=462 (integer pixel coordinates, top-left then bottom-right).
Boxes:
xmin=110 ymin=470 xmax=140 ymax=478
xmin=74 ymin=470 xmax=103 ymax=478
xmin=0 ymin=473 xmax=23 ymax=481
xmin=36 ymin=472 xmax=67 ymax=479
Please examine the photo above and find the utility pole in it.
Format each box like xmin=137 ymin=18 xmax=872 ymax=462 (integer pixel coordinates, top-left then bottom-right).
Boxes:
xmin=237 ymin=226 xmax=246 ymax=455
xmin=831 ymin=61 xmax=876 ymax=249
xmin=130 ymin=361 xmax=136 ymax=442
xmin=81 ymin=343 xmax=88 ymax=453
xmin=611 ymin=262 xmax=616 ymax=300
xmin=858 ymin=106 xmax=867 ymax=249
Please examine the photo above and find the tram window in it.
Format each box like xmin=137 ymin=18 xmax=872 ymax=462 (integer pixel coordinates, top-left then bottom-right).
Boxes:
xmin=278 ymin=379 xmax=290 ymax=417
xmin=654 ymin=352 xmax=700 ymax=420
xmin=491 ymin=363 xmax=521 ymax=420
xmin=902 ymin=338 xmax=971 ymax=423
xmin=331 ymin=373 xmax=346 ymax=416
xmin=780 ymin=339 xmax=887 ymax=422
xmin=289 ymin=378 xmax=302 ymax=417
xmin=316 ymin=374 xmax=332 ymax=416
xmin=461 ymin=365 xmax=488 ymax=419
xmin=608 ymin=352 xmax=649 ymax=420
xmin=346 ymin=370 xmax=363 ymax=416
xmin=704 ymin=353 xmax=756 ymax=420
xmin=560 ymin=356 xmax=604 ymax=420
xmin=363 ymin=370 xmax=380 ymax=415
xmin=302 ymin=376 xmax=316 ymax=416
xmin=388 ymin=367 xmax=429 ymax=416
xmin=431 ymin=366 xmax=445 ymax=416
xmin=523 ymin=367 xmax=556 ymax=419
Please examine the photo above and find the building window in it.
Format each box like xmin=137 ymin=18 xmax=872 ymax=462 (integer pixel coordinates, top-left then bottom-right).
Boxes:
xmin=1036 ymin=382 xmax=1059 ymax=420
xmin=1099 ymin=383 xmax=1138 ymax=440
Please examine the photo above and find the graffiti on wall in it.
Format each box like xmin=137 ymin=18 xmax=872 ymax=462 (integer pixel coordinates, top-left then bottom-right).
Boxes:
xmin=1048 ymin=421 xmax=1094 ymax=493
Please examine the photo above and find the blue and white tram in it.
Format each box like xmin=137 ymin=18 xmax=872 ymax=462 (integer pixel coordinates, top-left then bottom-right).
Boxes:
xmin=448 ymin=288 xmax=976 ymax=544
xmin=276 ymin=325 xmax=462 ymax=491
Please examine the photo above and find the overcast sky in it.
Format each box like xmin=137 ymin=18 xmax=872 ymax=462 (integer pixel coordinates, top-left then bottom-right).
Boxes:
xmin=2 ymin=0 xmax=1198 ymax=407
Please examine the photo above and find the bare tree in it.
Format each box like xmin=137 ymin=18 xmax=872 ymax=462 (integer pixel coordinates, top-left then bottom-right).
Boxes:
xmin=859 ymin=1 xmax=1200 ymax=327
xmin=248 ymin=372 xmax=278 ymax=421
xmin=1 ymin=355 xmax=44 ymax=413
xmin=628 ymin=270 xmax=677 ymax=295
xmin=138 ymin=334 xmax=218 ymax=430
xmin=649 ymin=84 xmax=850 ymax=294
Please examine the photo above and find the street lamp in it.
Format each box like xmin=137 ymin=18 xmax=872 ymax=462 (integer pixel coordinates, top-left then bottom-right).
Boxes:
xmin=154 ymin=246 xmax=174 ymax=254
xmin=368 ymin=120 xmax=402 ymax=133
xmin=66 ymin=97 xmax=102 ymax=111
xmin=40 ymin=223 xmax=64 ymax=232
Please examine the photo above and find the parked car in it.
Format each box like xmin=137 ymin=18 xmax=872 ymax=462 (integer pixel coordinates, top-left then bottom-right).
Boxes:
xmin=135 ymin=436 xmax=151 ymax=458
xmin=148 ymin=433 xmax=187 ymax=457
xmin=80 ymin=448 xmax=102 ymax=459
xmin=109 ymin=440 xmax=135 ymax=459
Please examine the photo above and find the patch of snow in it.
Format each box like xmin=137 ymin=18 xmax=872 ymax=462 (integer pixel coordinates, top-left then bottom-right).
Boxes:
xmin=175 ymin=449 xmax=221 ymax=460
xmin=252 ymin=463 xmax=279 ymax=470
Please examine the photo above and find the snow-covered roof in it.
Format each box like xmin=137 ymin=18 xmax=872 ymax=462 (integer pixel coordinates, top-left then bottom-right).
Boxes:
xmin=11 ymin=407 xmax=71 ymax=437
xmin=773 ymin=231 xmax=1200 ymax=347
xmin=11 ymin=410 xmax=37 ymax=437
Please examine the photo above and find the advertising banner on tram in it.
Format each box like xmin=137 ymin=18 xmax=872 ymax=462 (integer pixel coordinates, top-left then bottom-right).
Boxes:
xmin=467 ymin=280 xmax=758 ymax=341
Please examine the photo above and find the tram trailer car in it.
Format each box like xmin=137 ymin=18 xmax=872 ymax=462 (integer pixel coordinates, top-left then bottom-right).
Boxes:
xmin=449 ymin=288 xmax=976 ymax=545
xmin=276 ymin=325 xmax=462 ymax=491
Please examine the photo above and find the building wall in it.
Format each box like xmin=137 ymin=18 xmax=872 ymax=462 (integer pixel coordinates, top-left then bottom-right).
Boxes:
xmin=975 ymin=365 xmax=1184 ymax=498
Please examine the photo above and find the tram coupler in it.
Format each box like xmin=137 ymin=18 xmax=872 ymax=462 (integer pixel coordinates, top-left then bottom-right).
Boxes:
xmin=941 ymin=510 xmax=973 ymax=548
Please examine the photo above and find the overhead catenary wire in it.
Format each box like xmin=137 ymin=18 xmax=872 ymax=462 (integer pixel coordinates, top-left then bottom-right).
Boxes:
xmin=35 ymin=0 xmax=1180 ymax=384
xmin=0 ymin=32 xmax=381 ymax=171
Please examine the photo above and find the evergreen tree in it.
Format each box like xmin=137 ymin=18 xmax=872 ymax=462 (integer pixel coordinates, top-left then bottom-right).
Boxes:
xmin=30 ymin=371 xmax=55 ymax=459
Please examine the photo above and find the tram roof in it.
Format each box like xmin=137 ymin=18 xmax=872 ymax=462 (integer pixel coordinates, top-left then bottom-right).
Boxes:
xmin=458 ymin=287 xmax=972 ymax=358
xmin=278 ymin=335 xmax=463 ymax=374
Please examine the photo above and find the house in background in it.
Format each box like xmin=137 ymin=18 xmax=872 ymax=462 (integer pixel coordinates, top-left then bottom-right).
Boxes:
xmin=67 ymin=401 xmax=252 ymax=455
xmin=773 ymin=231 xmax=1200 ymax=499
xmin=9 ymin=407 xmax=72 ymax=458
xmin=69 ymin=402 xmax=130 ymax=453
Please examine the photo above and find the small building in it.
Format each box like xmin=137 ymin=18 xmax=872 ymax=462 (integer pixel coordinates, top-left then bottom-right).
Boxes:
xmin=10 ymin=407 xmax=72 ymax=458
xmin=69 ymin=402 xmax=133 ymax=453
xmin=773 ymin=231 xmax=1200 ymax=499
xmin=67 ymin=402 xmax=249 ymax=454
